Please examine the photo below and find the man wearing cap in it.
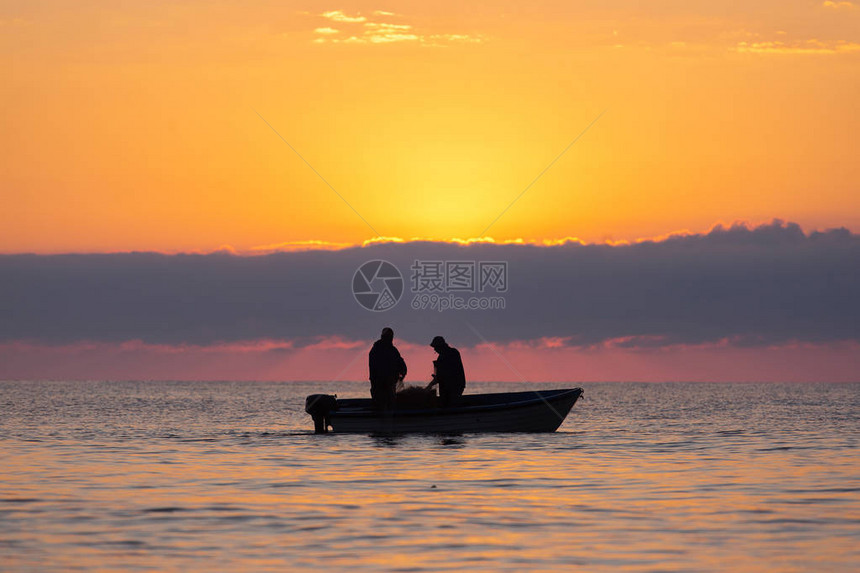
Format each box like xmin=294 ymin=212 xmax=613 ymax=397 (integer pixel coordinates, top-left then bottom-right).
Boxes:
xmin=368 ymin=327 xmax=407 ymax=410
xmin=426 ymin=336 xmax=466 ymax=407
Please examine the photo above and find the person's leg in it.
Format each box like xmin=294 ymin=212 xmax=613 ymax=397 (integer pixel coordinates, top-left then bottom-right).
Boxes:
xmin=371 ymin=382 xmax=388 ymax=410
xmin=386 ymin=383 xmax=397 ymax=410
xmin=440 ymin=386 xmax=460 ymax=408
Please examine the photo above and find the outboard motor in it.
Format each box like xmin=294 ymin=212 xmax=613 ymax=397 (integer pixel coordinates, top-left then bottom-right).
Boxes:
xmin=305 ymin=394 xmax=338 ymax=434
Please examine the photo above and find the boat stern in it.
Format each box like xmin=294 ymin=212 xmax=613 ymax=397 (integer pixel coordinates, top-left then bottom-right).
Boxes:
xmin=305 ymin=394 xmax=338 ymax=433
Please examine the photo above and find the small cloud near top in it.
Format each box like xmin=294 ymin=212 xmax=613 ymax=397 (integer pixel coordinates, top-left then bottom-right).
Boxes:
xmin=822 ymin=1 xmax=855 ymax=9
xmin=312 ymin=9 xmax=482 ymax=46
xmin=320 ymin=10 xmax=367 ymax=23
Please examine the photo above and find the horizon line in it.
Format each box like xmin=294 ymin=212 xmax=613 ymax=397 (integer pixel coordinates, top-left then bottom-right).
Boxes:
xmin=1 ymin=218 xmax=855 ymax=256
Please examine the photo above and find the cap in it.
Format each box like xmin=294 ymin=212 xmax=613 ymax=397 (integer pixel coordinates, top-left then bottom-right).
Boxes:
xmin=430 ymin=336 xmax=446 ymax=348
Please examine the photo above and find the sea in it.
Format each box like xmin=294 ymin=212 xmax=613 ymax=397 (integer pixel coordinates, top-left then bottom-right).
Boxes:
xmin=1 ymin=381 xmax=858 ymax=572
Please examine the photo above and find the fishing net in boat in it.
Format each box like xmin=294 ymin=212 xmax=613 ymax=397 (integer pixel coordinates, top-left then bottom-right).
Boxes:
xmin=395 ymin=385 xmax=437 ymax=409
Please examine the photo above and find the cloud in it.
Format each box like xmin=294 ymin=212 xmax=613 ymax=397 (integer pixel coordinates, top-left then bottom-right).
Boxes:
xmin=365 ymin=22 xmax=412 ymax=31
xmin=250 ymin=239 xmax=353 ymax=253
xmin=320 ymin=10 xmax=366 ymax=23
xmin=736 ymin=39 xmax=860 ymax=55
xmin=312 ymin=9 xmax=482 ymax=47
xmin=365 ymin=33 xmax=420 ymax=44
xmin=822 ymin=1 xmax=855 ymax=10
xmin=425 ymin=34 xmax=484 ymax=46
xmin=1 ymin=221 xmax=858 ymax=352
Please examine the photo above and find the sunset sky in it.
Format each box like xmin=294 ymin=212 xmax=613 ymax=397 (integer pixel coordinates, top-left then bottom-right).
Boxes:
xmin=1 ymin=1 xmax=858 ymax=381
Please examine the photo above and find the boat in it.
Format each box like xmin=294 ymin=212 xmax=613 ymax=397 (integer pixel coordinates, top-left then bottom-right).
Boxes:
xmin=304 ymin=388 xmax=583 ymax=434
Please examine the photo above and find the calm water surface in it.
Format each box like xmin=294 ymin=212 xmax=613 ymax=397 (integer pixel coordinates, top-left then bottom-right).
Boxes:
xmin=1 ymin=381 xmax=858 ymax=571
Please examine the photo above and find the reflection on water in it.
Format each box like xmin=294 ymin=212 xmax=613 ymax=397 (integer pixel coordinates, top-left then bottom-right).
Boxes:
xmin=370 ymin=434 xmax=466 ymax=449
xmin=1 ymin=381 xmax=858 ymax=571
xmin=438 ymin=435 xmax=465 ymax=448
xmin=370 ymin=434 xmax=404 ymax=448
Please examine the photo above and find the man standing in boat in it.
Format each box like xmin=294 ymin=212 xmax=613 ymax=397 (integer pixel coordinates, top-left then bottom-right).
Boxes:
xmin=368 ymin=327 xmax=407 ymax=410
xmin=426 ymin=336 xmax=466 ymax=407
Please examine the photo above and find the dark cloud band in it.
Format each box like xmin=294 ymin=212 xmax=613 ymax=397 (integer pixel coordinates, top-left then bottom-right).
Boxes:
xmin=1 ymin=221 xmax=857 ymax=348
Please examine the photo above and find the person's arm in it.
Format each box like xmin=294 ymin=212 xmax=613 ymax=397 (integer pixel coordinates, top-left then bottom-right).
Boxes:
xmin=397 ymin=355 xmax=407 ymax=380
xmin=426 ymin=356 xmax=444 ymax=390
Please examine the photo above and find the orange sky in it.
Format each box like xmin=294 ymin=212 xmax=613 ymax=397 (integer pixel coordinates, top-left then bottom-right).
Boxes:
xmin=2 ymin=1 xmax=858 ymax=253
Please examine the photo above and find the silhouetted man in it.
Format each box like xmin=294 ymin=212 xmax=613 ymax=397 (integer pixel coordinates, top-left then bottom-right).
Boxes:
xmin=426 ymin=336 xmax=466 ymax=407
xmin=368 ymin=327 xmax=407 ymax=410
